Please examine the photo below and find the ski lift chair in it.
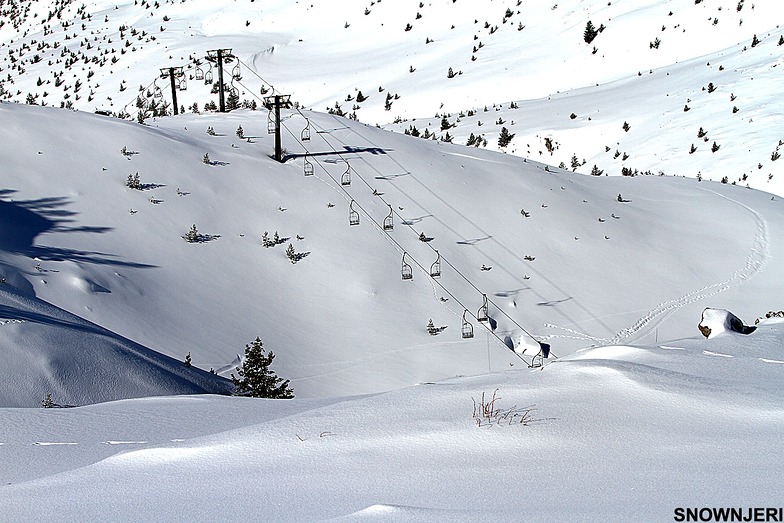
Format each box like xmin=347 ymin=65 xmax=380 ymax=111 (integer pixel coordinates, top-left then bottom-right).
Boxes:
xmin=341 ymin=162 xmax=351 ymax=186
xmin=461 ymin=310 xmax=474 ymax=339
xmin=430 ymin=251 xmax=441 ymax=278
xmin=349 ymin=200 xmax=360 ymax=226
xmin=401 ymin=253 xmax=413 ymax=280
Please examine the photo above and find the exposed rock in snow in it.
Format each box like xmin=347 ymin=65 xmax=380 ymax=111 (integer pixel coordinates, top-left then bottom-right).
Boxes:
xmin=698 ymin=308 xmax=756 ymax=339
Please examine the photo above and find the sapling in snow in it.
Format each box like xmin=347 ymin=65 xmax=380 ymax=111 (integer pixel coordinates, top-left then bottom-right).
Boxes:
xmin=183 ymin=224 xmax=200 ymax=243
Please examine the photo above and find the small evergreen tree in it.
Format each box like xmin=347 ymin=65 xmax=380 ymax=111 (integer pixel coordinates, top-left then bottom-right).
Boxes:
xmin=226 ymin=89 xmax=240 ymax=111
xmin=286 ymin=243 xmax=297 ymax=263
xmin=584 ymin=21 xmax=599 ymax=44
xmin=231 ymin=337 xmax=293 ymax=398
xmin=498 ymin=126 xmax=515 ymax=148
xmin=203 ymin=153 xmax=211 ymax=164
xmin=40 ymin=393 xmax=54 ymax=408
xmin=184 ymin=352 xmax=192 ymax=367
xmin=236 ymin=125 xmax=244 ymax=139
xmin=126 ymin=172 xmax=141 ymax=189
xmin=183 ymin=224 xmax=199 ymax=242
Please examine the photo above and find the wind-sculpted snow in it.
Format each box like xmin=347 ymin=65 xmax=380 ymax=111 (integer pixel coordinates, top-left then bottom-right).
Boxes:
xmin=2 ymin=320 xmax=784 ymax=520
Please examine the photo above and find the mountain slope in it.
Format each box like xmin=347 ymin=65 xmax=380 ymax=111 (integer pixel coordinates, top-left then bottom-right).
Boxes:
xmin=1 ymin=100 xmax=782 ymax=401
xmin=0 ymin=284 xmax=231 ymax=407
xmin=1 ymin=0 xmax=781 ymax=192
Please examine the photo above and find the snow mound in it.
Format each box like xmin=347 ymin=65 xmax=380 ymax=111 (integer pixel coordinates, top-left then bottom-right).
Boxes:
xmin=0 ymin=285 xmax=231 ymax=407
xmin=698 ymin=308 xmax=756 ymax=339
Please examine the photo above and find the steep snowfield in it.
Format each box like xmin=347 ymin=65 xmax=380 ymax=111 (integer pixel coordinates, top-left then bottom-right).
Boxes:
xmin=2 ymin=101 xmax=783 ymax=402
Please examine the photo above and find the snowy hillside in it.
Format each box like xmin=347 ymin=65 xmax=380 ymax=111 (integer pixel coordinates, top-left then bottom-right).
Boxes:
xmin=1 ymin=0 xmax=782 ymax=190
xmin=1 ymin=100 xmax=783 ymax=405
xmin=2 ymin=1 xmax=784 ymax=520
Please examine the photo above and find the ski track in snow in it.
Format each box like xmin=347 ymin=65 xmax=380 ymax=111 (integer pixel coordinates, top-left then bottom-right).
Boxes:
xmin=546 ymin=190 xmax=771 ymax=346
xmin=607 ymin=190 xmax=771 ymax=345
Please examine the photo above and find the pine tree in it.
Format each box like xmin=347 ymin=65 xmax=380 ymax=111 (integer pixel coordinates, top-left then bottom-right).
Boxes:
xmin=440 ymin=115 xmax=452 ymax=131
xmin=203 ymin=153 xmax=211 ymax=164
xmin=231 ymin=337 xmax=293 ymax=398
xmin=183 ymin=224 xmax=199 ymax=242
xmin=126 ymin=172 xmax=141 ymax=189
xmin=286 ymin=243 xmax=297 ymax=263
xmin=184 ymin=352 xmax=192 ymax=367
xmin=236 ymin=125 xmax=244 ymax=139
xmin=226 ymin=89 xmax=240 ymax=111
xmin=40 ymin=393 xmax=54 ymax=408
xmin=498 ymin=126 xmax=515 ymax=148
xmin=584 ymin=21 xmax=599 ymax=44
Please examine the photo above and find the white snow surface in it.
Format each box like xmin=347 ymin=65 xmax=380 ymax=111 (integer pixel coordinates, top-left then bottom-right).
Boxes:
xmin=1 ymin=0 xmax=784 ymax=520
xmin=1 ymin=0 xmax=782 ymax=190
xmin=2 ymin=321 xmax=784 ymax=521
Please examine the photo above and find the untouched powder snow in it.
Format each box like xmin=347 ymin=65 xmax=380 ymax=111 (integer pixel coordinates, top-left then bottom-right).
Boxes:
xmin=2 ymin=319 xmax=784 ymax=521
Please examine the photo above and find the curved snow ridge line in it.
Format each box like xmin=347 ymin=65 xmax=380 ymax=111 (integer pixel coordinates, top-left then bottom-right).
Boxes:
xmin=607 ymin=191 xmax=770 ymax=345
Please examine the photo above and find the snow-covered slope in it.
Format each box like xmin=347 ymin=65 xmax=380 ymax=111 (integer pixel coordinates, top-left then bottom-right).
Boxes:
xmin=1 ymin=0 xmax=782 ymax=191
xmin=0 ymin=284 xmax=231 ymax=407
xmin=1 ymin=100 xmax=783 ymax=402
xmin=2 ymin=1 xmax=784 ymax=518
xmin=2 ymin=318 xmax=784 ymax=521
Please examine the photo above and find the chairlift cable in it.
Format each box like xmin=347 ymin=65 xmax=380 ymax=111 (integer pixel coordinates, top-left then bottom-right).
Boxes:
xmin=278 ymin=121 xmax=530 ymax=363
xmin=304 ymin=115 xmax=544 ymax=347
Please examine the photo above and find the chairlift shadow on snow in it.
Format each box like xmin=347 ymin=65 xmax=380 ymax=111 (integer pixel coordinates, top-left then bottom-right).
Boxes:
xmin=400 ymin=215 xmax=433 ymax=225
xmin=537 ymin=297 xmax=573 ymax=307
xmin=457 ymin=236 xmax=491 ymax=245
xmin=282 ymin=146 xmax=389 ymax=163
xmin=495 ymin=288 xmax=529 ymax=298
xmin=374 ymin=172 xmax=410 ymax=180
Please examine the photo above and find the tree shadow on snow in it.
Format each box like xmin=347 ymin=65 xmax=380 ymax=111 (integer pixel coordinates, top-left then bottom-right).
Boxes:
xmin=0 ymin=195 xmax=155 ymax=269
